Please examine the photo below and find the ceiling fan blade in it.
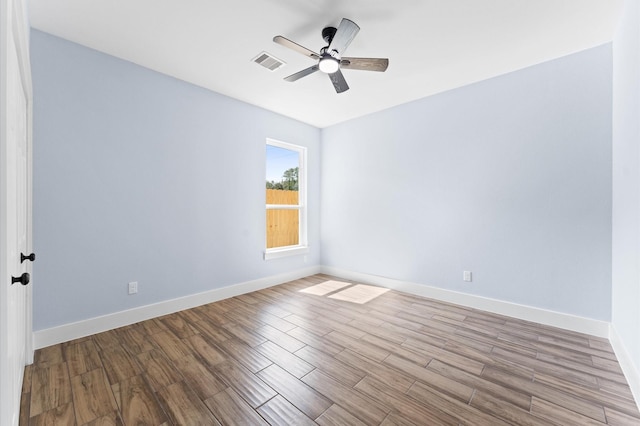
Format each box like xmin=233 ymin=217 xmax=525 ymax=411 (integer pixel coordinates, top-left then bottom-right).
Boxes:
xmin=328 ymin=18 xmax=360 ymax=56
xmin=340 ymin=57 xmax=389 ymax=72
xmin=328 ymin=69 xmax=349 ymax=93
xmin=273 ymin=36 xmax=320 ymax=60
xmin=284 ymin=65 xmax=320 ymax=82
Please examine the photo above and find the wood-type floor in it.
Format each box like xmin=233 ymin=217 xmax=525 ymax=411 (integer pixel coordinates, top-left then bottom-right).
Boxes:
xmin=20 ymin=274 xmax=640 ymax=425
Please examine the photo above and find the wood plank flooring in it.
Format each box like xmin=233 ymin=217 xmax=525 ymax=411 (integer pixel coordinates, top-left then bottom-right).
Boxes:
xmin=20 ymin=274 xmax=640 ymax=425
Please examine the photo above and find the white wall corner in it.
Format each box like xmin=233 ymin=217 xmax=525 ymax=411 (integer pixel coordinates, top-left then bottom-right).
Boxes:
xmin=609 ymin=324 xmax=640 ymax=412
xmin=33 ymin=266 xmax=321 ymax=349
xmin=320 ymin=266 xmax=611 ymax=338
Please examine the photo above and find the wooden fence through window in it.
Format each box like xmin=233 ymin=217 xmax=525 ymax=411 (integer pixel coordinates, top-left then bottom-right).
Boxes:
xmin=266 ymin=189 xmax=299 ymax=248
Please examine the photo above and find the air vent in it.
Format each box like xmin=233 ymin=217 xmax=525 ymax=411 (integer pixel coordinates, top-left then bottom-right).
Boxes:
xmin=252 ymin=51 xmax=285 ymax=71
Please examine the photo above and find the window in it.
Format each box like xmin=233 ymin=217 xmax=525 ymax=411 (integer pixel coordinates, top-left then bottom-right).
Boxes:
xmin=264 ymin=139 xmax=308 ymax=260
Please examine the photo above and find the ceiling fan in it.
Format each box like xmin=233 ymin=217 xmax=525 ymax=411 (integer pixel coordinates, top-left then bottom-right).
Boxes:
xmin=273 ymin=18 xmax=389 ymax=94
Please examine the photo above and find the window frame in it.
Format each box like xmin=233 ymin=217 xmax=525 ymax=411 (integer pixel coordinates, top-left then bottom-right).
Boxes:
xmin=264 ymin=138 xmax=308 ymax=260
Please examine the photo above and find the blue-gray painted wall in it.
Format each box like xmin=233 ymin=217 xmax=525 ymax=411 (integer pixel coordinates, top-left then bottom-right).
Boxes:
xmin=31 ymin=30 xmax=321 ymax=330
xmin=612 ymin=0 xmax=640 ymax=383
xmin=321 ymin=44 xmax=613 ymax=321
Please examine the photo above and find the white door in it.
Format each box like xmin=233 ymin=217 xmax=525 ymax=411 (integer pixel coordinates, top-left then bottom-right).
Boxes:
xmin=1 ymin=0 xmax=33 ymax=423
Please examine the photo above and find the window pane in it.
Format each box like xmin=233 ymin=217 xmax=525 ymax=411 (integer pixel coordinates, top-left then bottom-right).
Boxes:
xmin=265 ymin=139 xmax=306 ymax=255
xmin=266 ymin=209 xmax=299 ymax=248
xmin=266 ymin=145 xmax=299 ymax=205
xmin=266 ymin=188 xmax=298 ymax=205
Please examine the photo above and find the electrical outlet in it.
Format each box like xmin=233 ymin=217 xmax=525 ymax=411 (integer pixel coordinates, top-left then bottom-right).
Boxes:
xmin=128 ymin=281 xmax=138 ymax=295
xmin=463 ymin=271 xmax=472 ymax=282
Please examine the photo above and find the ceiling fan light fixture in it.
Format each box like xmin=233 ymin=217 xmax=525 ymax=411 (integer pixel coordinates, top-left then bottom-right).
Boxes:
xmin=274 ymin=18 xmax=387 ymax=93
xmin=319 ymin=56 xmax=340 ymax=74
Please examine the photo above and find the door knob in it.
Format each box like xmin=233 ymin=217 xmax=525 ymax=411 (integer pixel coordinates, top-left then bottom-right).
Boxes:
xmin=21 ymin=253 xmax=35 ymax=263
xmin=11 ymin=273 xmax=30 ymax=286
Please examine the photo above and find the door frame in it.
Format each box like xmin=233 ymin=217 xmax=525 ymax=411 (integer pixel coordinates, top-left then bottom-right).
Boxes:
xmin=0 ymin=0 xmax=33 ymax=423
xmin=12 ymin=0 xmax=33 ymax=365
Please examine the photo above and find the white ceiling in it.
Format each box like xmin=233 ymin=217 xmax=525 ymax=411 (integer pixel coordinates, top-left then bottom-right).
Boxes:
xmin=29 ymin=0 xmax=622 ymax=128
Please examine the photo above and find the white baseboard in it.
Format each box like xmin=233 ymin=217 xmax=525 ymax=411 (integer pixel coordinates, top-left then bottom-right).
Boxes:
xmin=33 ymin=266 xmax=321 ymax=349
xmin=34 ymin=264 xmax=612 ymax=349
xmin=321 ymin=266 xmax=611 ymax=338
xmin=609 ymin=325 xmax=640 ymax=411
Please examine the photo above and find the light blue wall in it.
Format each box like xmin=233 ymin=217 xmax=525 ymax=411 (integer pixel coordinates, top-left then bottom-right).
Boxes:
xmin=31 ymin=30 xmax=321 ymax=330
xmin=321 ymin=45 xmax=613 ymax=321
xmin=612 ymin=0 xmax=640 ymax=378
xmin=32 ymin=27 xmax=616 ymax=331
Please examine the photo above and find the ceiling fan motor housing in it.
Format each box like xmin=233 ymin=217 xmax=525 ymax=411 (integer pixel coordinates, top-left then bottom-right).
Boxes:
xmin=322 ymin=26 xmax=337 ymax=44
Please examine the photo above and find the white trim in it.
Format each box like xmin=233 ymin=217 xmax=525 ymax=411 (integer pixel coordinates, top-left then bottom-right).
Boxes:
xmin=264 ymin=245 xmax=309 ymax=260
xmin=34 ymin=264 xmax=614 ymax=349
xmin=20 ymin=0 xmax=33 ymax=364
xmin=1 ymin=0 xmax=32 ymax=423
xmin=266 ymin=204 xmax=300 ymax=210
xmin=265 ymin=138 xmax=307 ymax=254
xmin=33 ymin=266 xmax=321 ymax=349
xmin=321 ymin=266 xmax=610 ymax=338
xmin=609 ymin=325 xmax=640 ymax=412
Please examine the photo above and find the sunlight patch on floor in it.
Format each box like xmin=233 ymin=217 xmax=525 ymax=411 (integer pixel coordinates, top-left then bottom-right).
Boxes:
xmin=299 ymin=280 xmax=351 ymax=296
xmin=328 ymin=284 xmax=390 ymax=304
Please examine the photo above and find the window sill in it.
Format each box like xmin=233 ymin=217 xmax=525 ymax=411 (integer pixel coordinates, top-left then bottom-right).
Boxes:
xmin=264 ymin=245 xmax=309 ymax=260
